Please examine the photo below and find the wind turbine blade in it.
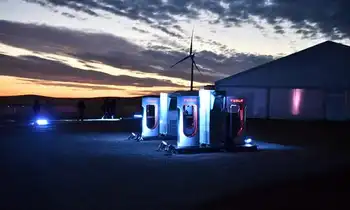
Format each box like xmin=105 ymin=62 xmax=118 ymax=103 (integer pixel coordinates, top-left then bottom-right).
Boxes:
xmin=192 ymin=58 xmax=202 ymax=75
xmin=170 ymin=55 xmax=191 ymax=68
xmin=189 ymin=27 xmax=194 ymax=55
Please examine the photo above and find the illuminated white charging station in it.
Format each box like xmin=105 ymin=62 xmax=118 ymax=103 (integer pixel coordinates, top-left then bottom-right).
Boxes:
xmin=198 ymin=88 xmax=226 ymax=147
xmin=159 ymin=93 xmax=171 ymax=135
xmin=175 ymin=88 xmax=254 ymax=151
xmin=177 ymin=94 xmax=199 ymax=148
xmin=145 ymin=88 xmax=256 ymax=152
xmin=141 ymin=97 xmax=160 ymax=138
xmin=176 ymin=89 xmax=227 ymax=149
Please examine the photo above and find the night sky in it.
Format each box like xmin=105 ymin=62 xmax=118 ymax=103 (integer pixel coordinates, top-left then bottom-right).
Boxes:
xmin=0 ymin=0 xmax=349 ymax=97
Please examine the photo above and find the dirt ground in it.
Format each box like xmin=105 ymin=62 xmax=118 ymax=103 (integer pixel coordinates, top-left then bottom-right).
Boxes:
xmin=1 ymin=118 xmax=350 ymax=210
xmin=247 ymin=119 xmax=350 ymax=150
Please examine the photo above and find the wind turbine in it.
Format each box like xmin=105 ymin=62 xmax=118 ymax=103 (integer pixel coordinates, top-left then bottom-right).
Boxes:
xmin=170 ymin=28 xmax=201 ymax=91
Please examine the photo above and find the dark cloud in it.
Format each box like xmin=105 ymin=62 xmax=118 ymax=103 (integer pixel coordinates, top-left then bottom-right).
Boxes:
xmin=0 ymin=54 xmax=180 ymax=88
xmin=0 ymin=20 xmax=142 ymax=55
xmin=194 ymin=50 xmax=275 ymax=76
xmin=153 ymin=25 xmax=184 ymax=39
xmin=60 ymin=12 xmax=86 ymax=21
xmin=273 ymin=25 xmax=285 ymax=34
xmin=61 ymin=12 xmax=75 ymax=19
xmin=18 ymin=78 xmax=124 ymax=90
xmin=24 ymin=0 xmax=100 ymax=16
xmin=131 ymin=27 xmax=149 ymax=34
xmin=173 ymin=25 xmax=186 ymax=34
xmin=23 ymin=0 xmax=350 ymax=40
xmin=151 ymin=34 xmax=185 ymax=50
xmin=0 ymin=20 xmax=273 ymax=86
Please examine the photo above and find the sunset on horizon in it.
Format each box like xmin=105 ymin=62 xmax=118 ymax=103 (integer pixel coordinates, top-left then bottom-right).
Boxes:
xmin=1 ymin=0 xmax=350 ymax=98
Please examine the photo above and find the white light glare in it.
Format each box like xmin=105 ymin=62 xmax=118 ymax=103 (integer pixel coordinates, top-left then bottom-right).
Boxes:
xmin=245 ymin=138 xmax=252 ymax=144
xmin=36 ymin=119 xmax=48 ymax=126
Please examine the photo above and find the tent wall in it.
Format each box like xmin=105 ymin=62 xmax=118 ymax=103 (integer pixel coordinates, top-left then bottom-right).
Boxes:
xmin=324 ymin=90 xmax=349 ymax=121
xmin=216 ymin=86 xmax=350 ymax=121
xmin=269 ymin=88 xmax=324 ymax=120
xmin=214 ymin=42 xmax=350 ymax=121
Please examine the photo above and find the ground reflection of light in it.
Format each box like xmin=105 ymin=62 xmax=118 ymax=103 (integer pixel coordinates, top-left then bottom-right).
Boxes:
xmin=292 ymin=89 xmax=304 ymax=115
xmin=254 ymin=141 xmax=300 ymax=150
xmin=57 ymin=118 xmax=121 ymax=122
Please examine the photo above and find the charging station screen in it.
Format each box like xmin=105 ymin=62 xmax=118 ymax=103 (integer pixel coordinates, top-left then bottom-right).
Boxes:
xmin=183 ymin=105 xmax=196 ymax=136
xmin=213 ymin=97 xmax=224 ymax=111
xmin=169 ymin=98 xmax=177 ymax=110
xmin=146 ymin=105 xmax=156 ymax=129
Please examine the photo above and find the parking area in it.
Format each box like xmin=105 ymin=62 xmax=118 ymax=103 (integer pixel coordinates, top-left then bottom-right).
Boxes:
xmin=1 ymin=119 xmax=350 ymax=210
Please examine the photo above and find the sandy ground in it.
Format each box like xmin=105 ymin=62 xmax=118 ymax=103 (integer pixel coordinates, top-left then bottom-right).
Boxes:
xmin=1 ymin=119 xmax=350 ymax=210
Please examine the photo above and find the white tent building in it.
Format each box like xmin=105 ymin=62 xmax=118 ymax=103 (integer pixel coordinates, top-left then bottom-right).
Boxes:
xmin=215 ymin=41 xmax=350 ymax=121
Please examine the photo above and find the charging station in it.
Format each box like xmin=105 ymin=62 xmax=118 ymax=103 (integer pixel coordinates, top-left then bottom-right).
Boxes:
xmin=176 ymin=91 xmax=200 ymax=148
xmin=142 ymin=88 xmax=258 ymax=153
xmin=198 ymin=88 xmax=227 ymax=147
xmin=225 ymin=97 xmax=247 ymax=146
xmin=141 ymin=96 xmax=160 ymax=138
xmin=224 ymin=96 xmax=257 ymax=151
xmin=173 ymin=88 xmax=257 ymax=153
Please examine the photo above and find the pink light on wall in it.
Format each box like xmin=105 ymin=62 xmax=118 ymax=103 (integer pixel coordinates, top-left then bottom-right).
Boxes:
xmin=291 ymin=89 xmax=304 ymax=115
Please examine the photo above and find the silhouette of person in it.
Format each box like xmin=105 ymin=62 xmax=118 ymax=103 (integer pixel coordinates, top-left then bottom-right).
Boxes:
xmin=101 ymin=101 xmax=105 ymax=118
xmin=102 ymin=98 xmax=109 ymax=119
xmin=107 ymin=99 xmax=111 ymax=119
xmin=110 ymin=99 xmax=116 ymax=119
xmin=77 ymin=100 xmax=86 ymax=121
xmin=33 ymin=99 xmax=40 ymax=117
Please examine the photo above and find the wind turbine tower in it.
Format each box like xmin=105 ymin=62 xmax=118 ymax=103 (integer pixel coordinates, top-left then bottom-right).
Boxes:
xmin=170 ymin=28 xmax=201 ymax=91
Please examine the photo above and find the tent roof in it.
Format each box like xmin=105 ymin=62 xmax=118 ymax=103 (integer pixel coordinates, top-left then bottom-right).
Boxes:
xmin=215 ymin=41 xmax=350 ymax=89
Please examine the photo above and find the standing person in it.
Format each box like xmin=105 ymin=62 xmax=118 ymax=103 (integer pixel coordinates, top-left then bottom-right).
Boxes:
xmin=110 ymin=99 xmax=116 ymax=119
xmin=107 ymin=99 xmax=111 ymax=119
xmin=77 ymin=100 xmax=86 ymax=121
xmin=107 ymin=98 xmax=111 ymax=119
xmin=101 ymin=100 xmax=105 ymax=119
xmin=33 ymin=99 xmax=41 ymax=118
xmin=102 ymin=98 xmax=109 ymax=119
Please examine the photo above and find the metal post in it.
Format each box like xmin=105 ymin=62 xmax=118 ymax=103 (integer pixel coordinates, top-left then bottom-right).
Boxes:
xmin=190 ymin=62 xmax=194 ymax=91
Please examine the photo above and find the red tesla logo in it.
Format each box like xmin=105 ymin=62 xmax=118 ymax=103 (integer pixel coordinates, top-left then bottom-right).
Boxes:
xmin=230 ymin=98 xmax=244 ymax=103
